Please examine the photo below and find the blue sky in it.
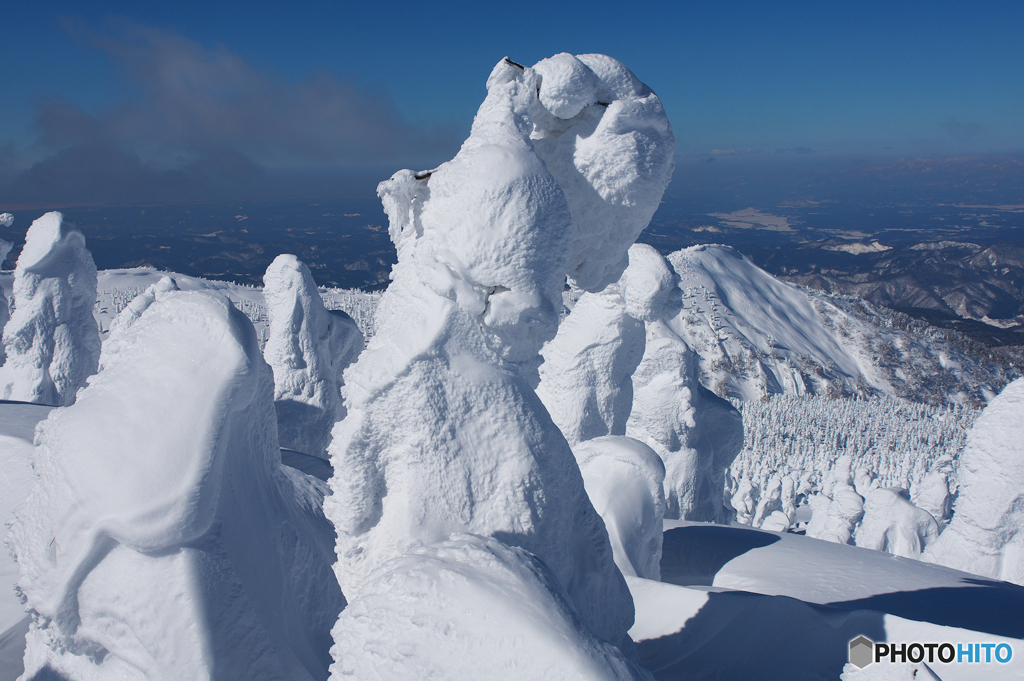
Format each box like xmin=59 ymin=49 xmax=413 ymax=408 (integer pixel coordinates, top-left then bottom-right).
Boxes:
xmin=2 ymin=0 xmax=1022 ymax=203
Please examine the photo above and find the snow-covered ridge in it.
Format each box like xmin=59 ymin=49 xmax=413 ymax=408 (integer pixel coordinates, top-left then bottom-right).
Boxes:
xmin=665 ymin=244 xmax=1019 ymax=405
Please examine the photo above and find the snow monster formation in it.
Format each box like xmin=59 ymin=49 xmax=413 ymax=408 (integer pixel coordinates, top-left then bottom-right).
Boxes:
xmin=9 ymin=292 xmax=343 ymax=680
xmin=538 ymin=243 xmax=742 ymax=523
xmin=923 ymin=377 xmax=1024 ymax=584
xmin=537 ymin=244 xmax=675 ymax=446
xmin=263 ymin=254 xmax=363 ymax=459
xmin=325 ymin=53 xmax=672 ymax=677
xmin=0 ymin=212 xmax=100 ymax=406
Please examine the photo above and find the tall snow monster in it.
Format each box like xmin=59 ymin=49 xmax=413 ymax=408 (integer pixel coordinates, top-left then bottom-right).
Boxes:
xmin=325 ymin=52 xmax=673 ymax=678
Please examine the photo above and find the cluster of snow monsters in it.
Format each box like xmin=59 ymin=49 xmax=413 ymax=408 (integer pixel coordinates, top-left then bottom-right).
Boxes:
xmin=6 ymin=50 xmax=1024 ymax=681
xmin=6 ymin=53 xmax=677 ymax=679
xmin=728 ymin=394 xmax=976 ymax=556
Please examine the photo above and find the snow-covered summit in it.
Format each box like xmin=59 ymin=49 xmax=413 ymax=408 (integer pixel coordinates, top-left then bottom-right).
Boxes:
xmin=665 ymin=244 xmax=1014 ymax=404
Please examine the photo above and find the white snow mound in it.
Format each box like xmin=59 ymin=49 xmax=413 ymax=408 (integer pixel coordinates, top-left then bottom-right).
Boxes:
xmin=0 ymin=212 xmax=100 ymax=406
xmin=331 ymin=535 xmax=651 ymax=681
xmin=263 ymin=254 xmax=363 ymax=458
xmin=9 ymin=291 xmax=342 ymax=680
xmin=574 ymin=436 xmax=666 ymax=580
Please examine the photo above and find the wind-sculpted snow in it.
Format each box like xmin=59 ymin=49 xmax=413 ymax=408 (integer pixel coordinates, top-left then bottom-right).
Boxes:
xmin=331 ymin=535 xmax=651 ymax=681
xmin=574 ymin=437 xmax=666 ymax=580
xmin=924 ymin=378 xmax=1024 ymax=584
xmin=730 ymin=394 xmax=976 ymax=546
xmin=530 ymin=53 xmax=674 ymax=292
xmin=855 ymin=487 xmax=940 ymax=559
xmin=0 ymin=213 xmax=13 ymax=228
xmin=325 ymin=54 xmax=672 ymax=657
xmin=666 ymin=244 xmax=1018 ymax=405
xmin=263 ymin=255 xmax=363 ymax=459
xmin=9 ymin=291 xmax=342 ymax=680
xmin=537 ymin=245 xmax=675 ymax=445
xmin=0 ymin=212 xmax=100 ymax=406
xmin=626 ymin=318 xmax=743 ymax=523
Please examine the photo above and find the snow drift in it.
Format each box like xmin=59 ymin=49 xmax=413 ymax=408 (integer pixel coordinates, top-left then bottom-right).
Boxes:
xmin=263 ymin=254 xmax=363 ymax=459
xmin=325 ymin=53 xmax=673 ymax=661
xmin=574 ymin=436 xmax=666 ymax=580
xmin=0 ymin=212 xmax=100 ymax=406
xmin=332 ymin=535 xmax=651 ymax=681
xmin=924 ymin=377 xmax=1024 ymax=583
xmin=9 ymin=291 xmax=342 ymax=680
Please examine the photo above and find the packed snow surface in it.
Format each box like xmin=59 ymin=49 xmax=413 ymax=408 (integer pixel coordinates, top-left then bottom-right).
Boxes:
xmin=924 ymin=377 xmax=1024 ymax=584
xmin=263 ymin=254 xmax=363 ymax=459
xmin=0 ymin=212 xmax=100 ymax=406
xmin=332 ymin=535 xmax=649 ymax=681
xmin=9 ymin=291 xmax=341 ymax=680
xmin=634 ymin=520 xmax=1024 ymax=680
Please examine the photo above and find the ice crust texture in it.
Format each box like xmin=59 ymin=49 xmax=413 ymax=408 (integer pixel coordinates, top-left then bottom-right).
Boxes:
xmin=325 ymin=53 xmax=673 ymax=668
xmin=0 ymin=212 xmax=100 ymax=406
xmin=263 ymin=254 xmax=363 ymax=459
xmin=9 ymin=291 xmax=342 ymax=680
xmin=924 ymin=377 xmax=1024 ymax=583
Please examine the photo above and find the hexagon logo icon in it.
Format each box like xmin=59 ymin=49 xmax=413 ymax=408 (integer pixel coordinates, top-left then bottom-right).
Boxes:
xmin=849 ymin=636 xmax=874 ymax=668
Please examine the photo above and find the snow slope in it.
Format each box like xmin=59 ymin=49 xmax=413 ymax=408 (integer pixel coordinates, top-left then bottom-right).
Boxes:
xmin=634 ymin=520 xmax=1024 ymax=680
xmin=666 ymin=244 xmax=1016 ymax=405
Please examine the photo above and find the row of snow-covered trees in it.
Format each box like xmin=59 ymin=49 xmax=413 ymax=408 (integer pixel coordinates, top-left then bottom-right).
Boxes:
xmin=731 ymin=394 xmax=977 ymax=496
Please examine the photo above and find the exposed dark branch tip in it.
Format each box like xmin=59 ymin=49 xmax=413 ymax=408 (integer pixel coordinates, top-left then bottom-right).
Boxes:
xmin=504 ymin=57 xmax=525 ymax=69
xmin=414 ymin=170 xmax=433 ymax=180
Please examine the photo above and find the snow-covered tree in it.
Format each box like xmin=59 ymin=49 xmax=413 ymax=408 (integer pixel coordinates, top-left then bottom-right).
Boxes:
xmin=0 ymin=212 xmax=100 ymax=406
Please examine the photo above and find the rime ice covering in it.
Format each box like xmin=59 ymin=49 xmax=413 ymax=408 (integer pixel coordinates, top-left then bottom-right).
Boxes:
xmin=531 ymin=54 xmax=675 ymax=292
xmin=855 ymin=487 xmax=940 ymax=559
xmin=263 ymin=254 xmax=363 ymax=458
xmin=0 ymin=212 xmax=100 ymax=406
xmin=626 ymin=322 xmax=743 ymax=523
xmin=9 ymin=291 xmax=342 ymax=680
xmin=331 ymin=535 xmax=651 ymax=681
xmin=0 ymin=213 xmax=13 ymax=228
xmin=574 ymin=436 xmax=666 ymax=580
xmin=924 ymin=377 xmax=1024 ymax=583
xmin=538 ymin=245 xmax=674 ymax=446
xmin=326 ymin=53 xmax=673 ymax=659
